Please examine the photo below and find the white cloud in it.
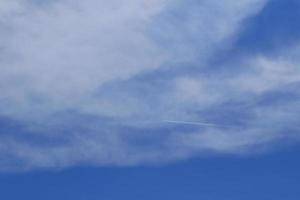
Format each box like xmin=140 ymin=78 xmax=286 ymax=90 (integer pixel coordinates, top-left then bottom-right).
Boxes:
xmin=232 ymin=55 xmax=300 ymax=94
xmin=0 ymin=0 xmax=267 ymax=118
xmin=2 ymin=0 xmax=295 ymax=171
xmin=0 ymin=0 xmax=170 ymax=118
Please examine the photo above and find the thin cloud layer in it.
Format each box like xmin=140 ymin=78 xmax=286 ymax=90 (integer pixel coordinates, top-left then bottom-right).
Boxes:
xmin=1 ymin=0 xmax=299 ymax=171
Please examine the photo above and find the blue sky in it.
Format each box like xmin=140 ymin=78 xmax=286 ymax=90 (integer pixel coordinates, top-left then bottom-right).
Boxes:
xmin=1 ymin=147 xmax=300 ymax=200
xmin=0 ymin=0 xmax=300 ymax=199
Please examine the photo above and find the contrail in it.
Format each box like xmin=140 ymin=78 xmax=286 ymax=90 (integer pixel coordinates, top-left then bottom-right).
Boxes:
xmin=163 ymin=120 xmax=234 ymax=128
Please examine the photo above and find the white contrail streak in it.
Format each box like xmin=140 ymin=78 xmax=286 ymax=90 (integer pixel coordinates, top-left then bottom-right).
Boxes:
xmin=163 ymin=120 xmax=234 ymax=128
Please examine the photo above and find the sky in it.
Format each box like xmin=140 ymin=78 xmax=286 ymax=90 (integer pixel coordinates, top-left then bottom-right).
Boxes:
xmin=0 ymin=0 xmax=300 ymax=199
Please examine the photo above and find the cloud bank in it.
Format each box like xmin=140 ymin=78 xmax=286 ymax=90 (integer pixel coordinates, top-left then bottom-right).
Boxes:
xmin=1 ymin=0 xmax=299 ymax=171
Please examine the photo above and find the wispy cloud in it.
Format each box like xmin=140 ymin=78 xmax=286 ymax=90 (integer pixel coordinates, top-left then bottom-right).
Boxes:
xmin=2 ymin=0 xmax=299 ymax=171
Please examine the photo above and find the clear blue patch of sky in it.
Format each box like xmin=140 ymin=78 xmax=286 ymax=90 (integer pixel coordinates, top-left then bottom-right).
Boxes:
xmin=236 ymin=0 xmax=300 ymax=54
xmin=0 ymin=146 xmax=300 ymax=200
